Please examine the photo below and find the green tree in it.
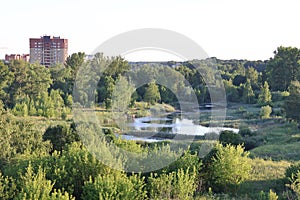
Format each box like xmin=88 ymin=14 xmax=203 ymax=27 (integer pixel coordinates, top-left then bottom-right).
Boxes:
xmin=223 ymin=79 xmax=240 ymax=102
xmin=49 ymin=89 xmax=65 ymax=118
xmin=246 ymin=67 xmax=259 ymax=88
xmin=65 ymin=52 xmax=86 ymax=77
xmin=242 ymin=79 xmax=255 ymax=104
xmin=17 ymin=164 xmax=73 ymax=200
xmin=103 ymin=56 xmax=130 ymax=79
xmin=8 ymin=60 xmax=52 ymax=107
xmin=258 ymin=81 xmax=272 ymax=106
xmin=12 ymin=102 xmax=28 ymax=117
xmin=103 ymin=76 xmax=115 ymax=109
xmin=219 ymin=130 xmax=242 ymax=146
xmin=35 ymin=92 xmax=54 ymax=118
xmin=45 ymin=142 xmax=119 ymax=199
xmin=50 ymin=64 xmax=73 ymax=96
xmin=266 ymin=46 xmax=300 ymax=91
xmin=288 ymin=171 xmax=300 ymax=199
xmin=28 ymin=99 xmax=37 ymax=116
xmin=111 ymin=76 xmax=135 ymax=112
xmin=0 ymin=171 xmax=16 ymax=200
xmin=65 ymin=94 xmax=73 ymax=107
xmin=203 ymin=143 xmax=251 ymax=193
xmin=82 ymin=172 xmax=146 ymax=200
xmin=148 ymin=168 xmax=197 ymax=200
xmin=0 ymin=114 xmax=51 ymax=163
xmin=43 ymin=124 xmax=79 ymax=152
xmin=17 ymin=164 xmax=55 ymax=199
xmin=0 ymin=61 xmax=13 ymax=106
xmin=260 ymin=105 xmax=272 ymax=119
xmin=232 ymin=75 xmax=247 ymax=86
xmin=144 ymin=82 xmax=161 ymax=105
xmin=284 ymin=80 xmax=300 ymax=122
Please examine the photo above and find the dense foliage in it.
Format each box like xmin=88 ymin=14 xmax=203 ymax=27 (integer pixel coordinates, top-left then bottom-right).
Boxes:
xmin=2 ymin=46 xmax=300 ymax=199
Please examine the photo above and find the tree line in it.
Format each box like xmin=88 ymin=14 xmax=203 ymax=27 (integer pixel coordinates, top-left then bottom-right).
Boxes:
xmin=1 ymin=46 xmax=300 ymax=122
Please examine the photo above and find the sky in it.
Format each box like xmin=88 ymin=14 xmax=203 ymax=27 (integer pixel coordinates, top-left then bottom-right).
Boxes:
xmin=1 ymin=0 xmax=300 ymax=61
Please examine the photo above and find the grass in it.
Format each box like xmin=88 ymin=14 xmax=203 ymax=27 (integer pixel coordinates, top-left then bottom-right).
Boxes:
xmin=248 ymin=121 xmax=300 ymax=161
xmin=239 ymin=158 xmax=290 ymax=195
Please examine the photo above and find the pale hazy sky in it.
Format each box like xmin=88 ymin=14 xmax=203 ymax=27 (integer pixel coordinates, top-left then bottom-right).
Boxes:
xmin=1 ymin=0 xmax=300 ymax=61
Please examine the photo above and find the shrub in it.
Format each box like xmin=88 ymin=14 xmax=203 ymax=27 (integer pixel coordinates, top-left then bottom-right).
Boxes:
xmin=238 ymin=127 xmax=254 ymax=137
xmin=258 ymin=190 xmax=278 ymax=200
xmin=164 ymin=150 xmax=201 ymax=175
xmin=82 ymin=172 xmax=146 ymax=200
xmin=43 ymin=124 xmax=79 ymax=152
xmin=202 ymin=143 xmax=251 ymax=194
xmin=260 ymin=105 xmax=272 ymax=119
xmin=0 ymin=171 xmax=16 ymax=200
xmin=219 ymin=130 xmax=242 ymax=146
xmin=288 ymin=171 xmax=300 ymax=199
xmin=12 ymin=102 xmax=28 ymax=117
xmin=148 ymin=167 xmax=197 ymax=200
xmin=243 ymin=136 xmax=263 ymax=150
xmin=17 ymin=164 xmax=74 ymax=200
xmin=285 ymin=162 xmax=300 ymax=182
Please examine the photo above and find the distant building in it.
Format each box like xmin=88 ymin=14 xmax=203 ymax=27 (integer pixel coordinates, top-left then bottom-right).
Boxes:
xmin=85 ymin=54 xmax=94 ymax=61
xmin=29 ymin=35 xmax=68 ymax=67
xmin=5 ymin=54 xmax=30 ymax=62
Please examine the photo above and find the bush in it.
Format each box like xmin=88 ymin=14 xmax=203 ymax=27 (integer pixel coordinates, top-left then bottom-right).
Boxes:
xmin=288 ymin=171 xmax=300 ymax=199
xmin=148 ymin=167 xmax=197 ymax=200
xmin=260 ymin=105 xmax=272 ymax=119
xmin=219 ymin=130 xmax=242 ymax=146
xmin=238 ymin=127 xmax=254 ymax=137
xmin=243 ymin=136 xmax=264 ymax=150
xmin=12 ymin=102 xmax=28 ymax=117
xmin=17 ymin=164 xmax=74 ymax=200
xmin=43 ymin=124 xmax=79 ymax=152
xmin=285 ymin=162 xmax=300 ymax=182
xmin=164 ymin=150 xmax=201 ymax=175
xmin=0 ymin=171 xmax=16 ymax=200
xmin=82 ymin=172 xmax=146 ymax=200
xmin=202 ymin=143 xmax=251 ymax=194
xmin=258 ymin=190 xmax=278 ymax=200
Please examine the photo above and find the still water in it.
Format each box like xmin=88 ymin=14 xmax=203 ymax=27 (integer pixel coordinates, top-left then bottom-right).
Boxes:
xmin=120 ymin=116 xmax=238 ymax=142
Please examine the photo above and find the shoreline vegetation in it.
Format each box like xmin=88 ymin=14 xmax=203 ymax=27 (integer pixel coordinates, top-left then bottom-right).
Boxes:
xmin=2 ymin=47 xmax=300 ymax=199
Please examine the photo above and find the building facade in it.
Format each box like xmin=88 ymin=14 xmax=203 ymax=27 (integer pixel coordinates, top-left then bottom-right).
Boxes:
xmin=5 ymin=54 xmax=30 ymax=62
xmin=29 ymin=36 xmax=68 ymax=67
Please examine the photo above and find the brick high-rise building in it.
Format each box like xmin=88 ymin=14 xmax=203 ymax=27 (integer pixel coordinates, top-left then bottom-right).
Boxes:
xmin=29 ymin=35 xmax=68 ymax=67
xmin=5 ymin=54 xmax=30 ymax=62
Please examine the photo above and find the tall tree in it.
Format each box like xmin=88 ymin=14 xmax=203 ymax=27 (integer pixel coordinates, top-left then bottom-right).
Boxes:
xmin=258 ymin=81 xmax=272 ymax=106
xmin=245 ymin=67 xmax=259 ymax=89
xmin=284 ymin=80 xmax=300 ymax=122
xmin=242 ymin=79 xmax=255 ymax=104
xmin=0 ymin=61 xmax=13 ymax=106
xmin=8 ymin=60 xmax=52 ymax=107
xmin=65 ymin=52 xmax=86 ymax=77
xmin=267 ymin=46 xmax=300 ymax=91
xmin=144 ymin=82 xmax=161 ymax=105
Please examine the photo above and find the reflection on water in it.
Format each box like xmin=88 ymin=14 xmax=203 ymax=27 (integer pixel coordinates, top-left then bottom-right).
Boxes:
xmin=128 ymin=116 xmax=238 ymax=135
xmin=120 ymin=115 xmax=238 ymax=142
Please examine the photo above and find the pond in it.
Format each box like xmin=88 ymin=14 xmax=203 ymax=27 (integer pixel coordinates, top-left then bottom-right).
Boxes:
xmin=119 ymin=114 xmax=238 ymax=142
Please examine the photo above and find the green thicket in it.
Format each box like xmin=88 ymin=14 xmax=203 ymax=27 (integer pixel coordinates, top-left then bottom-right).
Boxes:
xmin=1 ymin=46 xmax=300 ymax=199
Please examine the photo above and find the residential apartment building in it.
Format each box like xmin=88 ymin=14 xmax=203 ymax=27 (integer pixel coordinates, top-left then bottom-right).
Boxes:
xmin=5 ymin=54 xmax=30 ymax=62
xmin=29 ymin=36 xmax=68 ymax=67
